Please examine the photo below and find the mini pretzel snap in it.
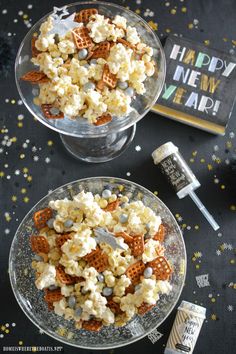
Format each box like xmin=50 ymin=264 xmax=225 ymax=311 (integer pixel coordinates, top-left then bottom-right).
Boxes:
xmin=147 ymin=256 xmax=172 ymax=281
xmin=117 ymin=38 xmax=136 ymax=50
xmin=138 ymin=302 xmax=155 ymax=315
xmin=74 ymin=8 xmax=98 ymax=23
xmin=44 ymin=288 xmax=63 ymax=303
xmin=41 ymin=104 xmax=64 ymax=119
xmin=94 ymin=113 xmax=112 ymax=126
xmin=33 ymin=208 xmax=53 ymax=229
xmin=115 ymin=231 xmax=133 ymax=244
xmin=30 ymin=235 xmax=50 ymax=254
xmin=56 ymin=233 xmax=72 ymax=248
xmin=107 ymin=299 xmax=123 ymax=315
xmin=153 ymin=224 xmax=166 ymax=242
xmin=82 ymin=320 xmax=102 ymax=332
xmin=20 ymin=71 xmax=49 ymax=83
xmin=56 ymin=265 xmax=77 ymax=285
xmin=72 ymin=27 xmax=93 ymax=49
xmin=129 ymin=234 xmax=144 ymax=257
xmin=103 ymin=199 xmax=120 ymax=212
xmin=102 ymin=64 xmax=117 ymax=89
xmin=31 ymin=37 xmax=41 ymax=58
xmin=91 ymin=41 xmax=110 ymax=59
xmin=83 ymin=248 xmax=109 ymax=273
xmin=125 ymin=260 xmax=145 ymax=285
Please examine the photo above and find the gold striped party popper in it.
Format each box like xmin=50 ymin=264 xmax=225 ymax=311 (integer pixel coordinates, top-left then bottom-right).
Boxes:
xmin=164 ymin=301 xmax=206 ymax=354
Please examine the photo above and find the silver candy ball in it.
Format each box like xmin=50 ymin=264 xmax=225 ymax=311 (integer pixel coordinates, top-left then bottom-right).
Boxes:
xmin=64 ymin=219 xmax=73 ymax=228
xmin=48 ymin=284 xmax=58 ymax=291
xmin=125 ymin=87 xmax=134 ymax=97
xmin=117 ymin=80 xmax=129 ymax=90
xmin=90 ymin=59 xmax=97 ymax=65
xmin=68 ymin=295 xmax=76 ymax=309
xmin=102 ymin=287 xmax=113 ymax=297
xmin=144 ymin=267 xmax=153 ymax=278
xmin=74 ymin=307 xmax=83 ymax=317
xmin=102 ymin=189 xmax=112 ymax=199
xmin=78 ymin=48 xmax=88 ymax=60
xmin=97 ymin=273 xmax=105 ymax=283
xmin=34 ymin=254 xmax=43 ymax=262
xmin=46 ymin=218 xmax=54 ymax=229
xmin=83 ymin=82 xmax=95 ymax=92
xmin=119 ymin=213 xmax=128 ymax=224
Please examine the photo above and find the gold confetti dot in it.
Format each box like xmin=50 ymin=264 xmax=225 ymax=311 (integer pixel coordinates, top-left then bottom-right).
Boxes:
xmin=23 ymin=14 xmax=28 ymax=19
xmin=211 ymin=298 xmax=216 ymax=303
xmin=170 ymin=8 xmax=177 ymax=15
xmin=182 ymin=223 xmax=187 ymax=228
xmin=195 ymin=264 xmax=200 ymax=269
xmin=135 ymin=9 xmax=141 ymax=14
xmin=181 ymin=7 xmax=187 ymax=13
xmin=118 ymin=185 xmax=124 ymax=192
xmin=10 ymin=137 xmax=17 ymax=142
xmin=23 ymin=167 xmax=28 ymax=173
xmin=11 ymin=195 xmax=17 ymax=202
xmin=223 ymin=38 xmax=228 ymax=42
xmin=190 ymin=158 xmax=194 ymax=163
xmin=221 ymin=185 xmax=225 ymax=190
xmin=215 ymin=158 xmax=221 ymax=164
xmin=32 ymin=347 xmax=37 ymax=352
xmin=148 ymin=20 xmax=158 ymax=31
xmin=19 ymin=341 xmax=23 ymax=345
xmin=233 ymin=284 xmax=236 ymax=289
xmin=11 ymin=99 xmax=16 ymax=104
xmin=165 ymin=28 xmax=171 ymax=33
xmin=0 ymin=171 xmax=5 ymax=177
xmin=5 ymin=329 xmax=9 ymax=334
xmin=21 ymin=188 xmax=27 ymax=194
xmin=211 ymin=314 xmax=217 ymax=320
xmin=23 ymin=196 xmax=30 ymax=203
xmin=230 ymin=205 xmax=236 ymax=211
xmin=20 ymin=153 xmax=25 ymax=159
xmin=188 ymin=23 xmax=194 ymax=29
xmin=192 ymin=257 xmax=196 ymax=262
xmin=194 ymin=225 xmax=199 ymax=230
xmin=226 ymin=141 xmax=232 ymax=149
xmin=175 ymin=213 xmax=180 ymax=218
xmin=1 ymin=326 xmax=6 ymax=331
xmin=230 ymin=259 xmax=235 ymax=264
xmin=27 ymin=176 xmax=32 ymax=182
xmin=192 ymin=150 xmax=198 ymax=156
xmin=18 ymin=122 xmax=23 ymax=128
xmin=200 ymin=158 xmax=205 ymax=163
xmin=232 ymin=40 xmax=236 ymax=45
xmin=204 ymin=40 xmax=210 ymax=45
xmin=47 ymin=140 xmax=53 ymax=146
xmin=154 ymin=191 xmax=158 ymax=195
xmin=207 ymin=164 xmax=213 ymax=171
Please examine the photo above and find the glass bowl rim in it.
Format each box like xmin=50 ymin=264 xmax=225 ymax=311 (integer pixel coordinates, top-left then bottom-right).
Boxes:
xmin=9 ymin=176 xmax=186 ymax=350
xmin=15 ymin=1 xmax=166 ymax=138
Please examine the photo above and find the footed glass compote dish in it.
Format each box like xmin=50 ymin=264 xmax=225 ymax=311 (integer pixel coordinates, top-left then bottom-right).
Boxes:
xmin=15 ymin=1 xmax=165 ymax=163
xmin=9 ymin=177 xmax=186 ymax=350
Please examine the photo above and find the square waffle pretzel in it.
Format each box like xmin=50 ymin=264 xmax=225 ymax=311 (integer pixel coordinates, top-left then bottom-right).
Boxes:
xmin=72 ymin=27 xmax=93 ymax=49
xmin=82 ymin=320 xmax=102 ymax=332
xmin=74 ymin=8 xmax=98 ymax=23
xmin=33 ymin=208 xmax=53 ymax=229
xmin=107 ymin=299 xmax=123 ymax=315
xmin=41 ymin=104 xmax=64 ymax=119
xmin=91 ymin=41 xmax=110 ymax=59
xmin=125 ymin=261 xmax=145 ymax=285
xmin=115 ymin=231 xmax=133 ymax=244
xmin=20 ymin=71 xmax=49 ymax=84
xmin=44 ymin=288 xmax=63 ymax=303
xmin=138 ymin=303 xmax=155 ymax=315
xmin=83 ymin=248 xmax=109 ymax=272
xmin=31 ymin=37 xmax=41 ymax=58
xmin=153 ymin=224 xmax=166 ymax=242
xmin=30 ymin=235 xmax=50 ymax=254
xmin=94 ymin=113 xmax=112 ymax=126
xmin=147 ymin=256 xmax=172 ymax=280
xmin=103 ymin=199 xmax=120 ymax=212
xmin=56 ymin=233 xmax=72 ymax=248
xmin=56 ymin=265 xmax=77 ymax=285
xmin=102 ymin=64 xmax=117 ymax=89
xmin=117 ymin=38 xmax=136 ymax=50
xmin=129 ymin=235 xmax=144 ymax=257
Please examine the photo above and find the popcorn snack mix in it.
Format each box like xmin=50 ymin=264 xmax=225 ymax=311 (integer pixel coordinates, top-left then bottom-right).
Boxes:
xmin=21 ymin=8 xmax=156 ymax=125
xmin=30 ymin=188 xmax=173 ymax=331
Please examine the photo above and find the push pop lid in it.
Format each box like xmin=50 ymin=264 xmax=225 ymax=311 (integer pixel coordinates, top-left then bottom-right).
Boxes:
xmin=152 ymin=142 xmax=219 ymax=231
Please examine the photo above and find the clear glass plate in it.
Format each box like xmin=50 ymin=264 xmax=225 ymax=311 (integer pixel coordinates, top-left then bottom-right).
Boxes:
xmin=9 ymin=177 xmax=186 ymax=350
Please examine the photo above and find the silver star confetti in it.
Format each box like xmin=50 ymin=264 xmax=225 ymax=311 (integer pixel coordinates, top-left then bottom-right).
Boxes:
xmin=48 ymin=10 xmax=77 ymax=37
xmin=94 ymin=227 xmax=125 ymax=250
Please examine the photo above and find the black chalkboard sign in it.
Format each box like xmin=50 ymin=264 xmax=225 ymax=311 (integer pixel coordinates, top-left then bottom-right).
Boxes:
xmin=152 ymin=35 xmax=236 ymax=135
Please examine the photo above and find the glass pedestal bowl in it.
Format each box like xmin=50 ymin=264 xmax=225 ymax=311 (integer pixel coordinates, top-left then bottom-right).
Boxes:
xmin=15 ymin=1 xmax=165 ymax=163
xmin=9 ymin=177 xmax=186 ymax=350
